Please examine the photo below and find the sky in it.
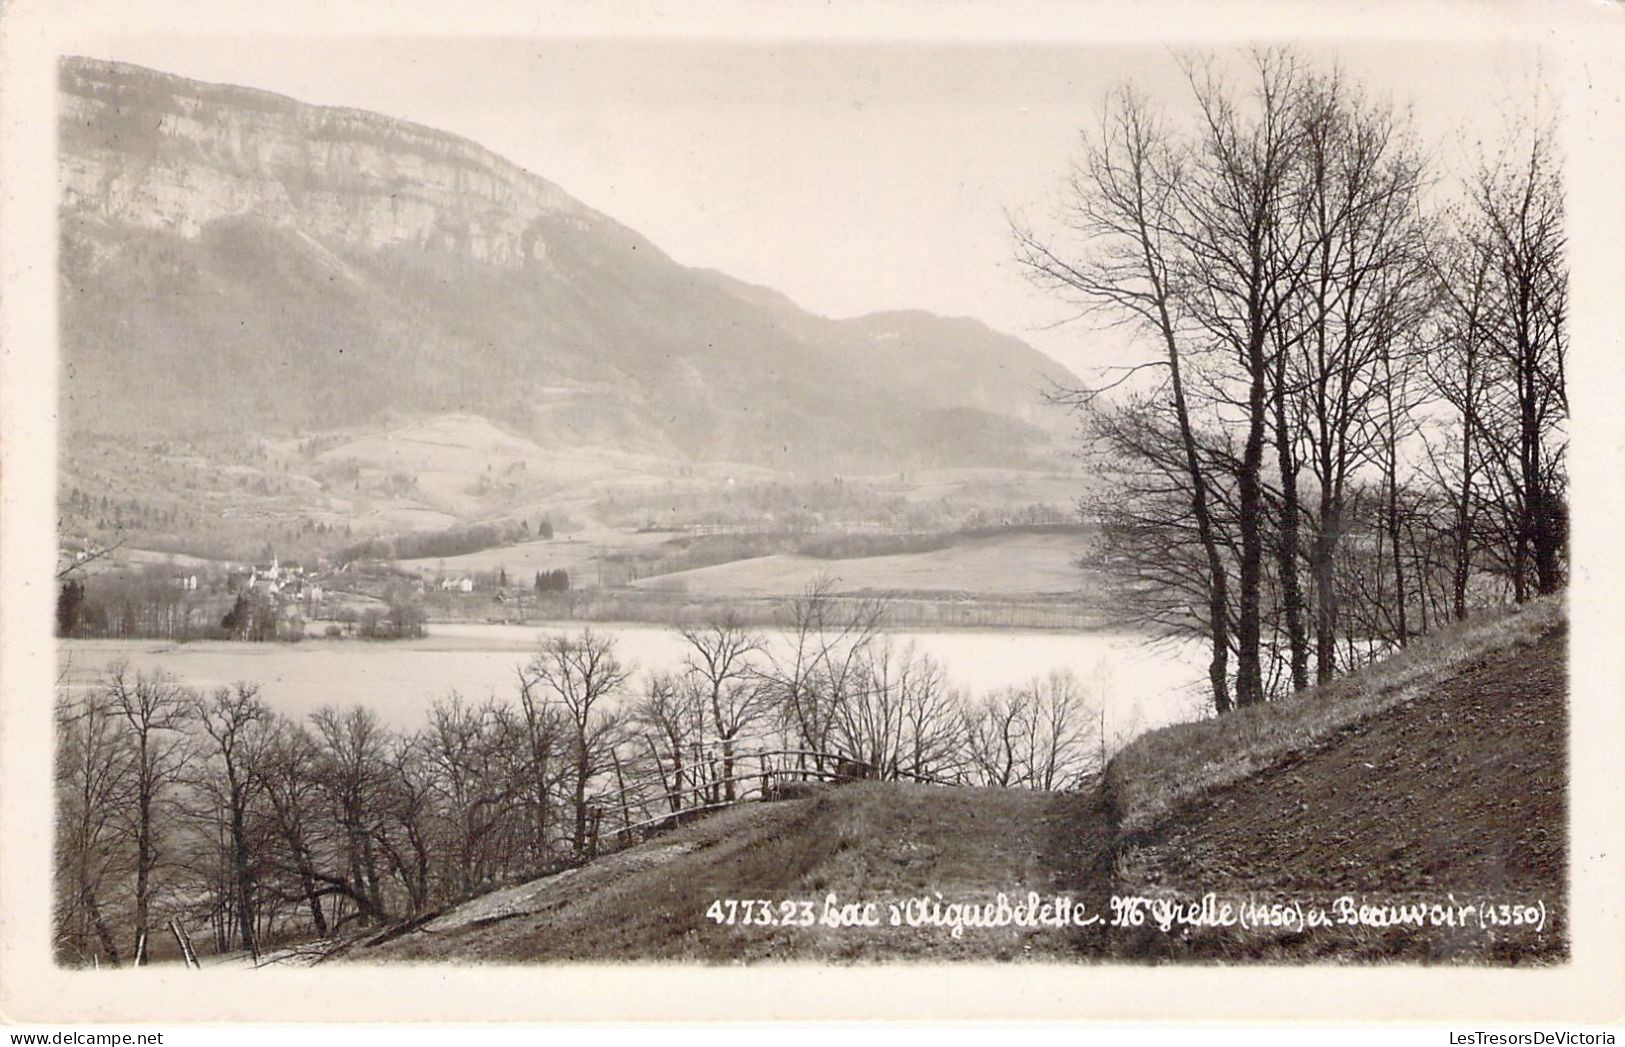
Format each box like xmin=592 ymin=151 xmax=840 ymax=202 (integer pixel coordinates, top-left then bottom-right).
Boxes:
xmin=67 ymin=34 xmax=1546 ymax=377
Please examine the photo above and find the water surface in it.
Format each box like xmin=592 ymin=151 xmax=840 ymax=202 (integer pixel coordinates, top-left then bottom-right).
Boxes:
xmin=61 ymin=621 xmax=1209 ymax=742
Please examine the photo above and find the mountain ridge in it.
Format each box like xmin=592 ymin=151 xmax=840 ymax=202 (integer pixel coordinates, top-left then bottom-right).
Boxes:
xmin=59 ymin=57 xmax=1075 ymax=474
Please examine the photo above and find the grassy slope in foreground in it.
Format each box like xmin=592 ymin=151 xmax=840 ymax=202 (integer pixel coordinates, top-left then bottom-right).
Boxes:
xmin=353 ymin=596 xmax=1564 ymax=964
xmin=1103 ymin=595 xmax=1566 ymax=963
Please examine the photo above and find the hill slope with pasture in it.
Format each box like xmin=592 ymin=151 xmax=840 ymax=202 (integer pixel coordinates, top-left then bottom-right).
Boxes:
xmin=351 ymin=597 xmax=1566 ymax=964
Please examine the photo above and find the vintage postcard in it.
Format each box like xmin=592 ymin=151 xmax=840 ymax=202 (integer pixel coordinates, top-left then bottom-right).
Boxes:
xmin=2 ymin=0 xmax=1622 ymax=1025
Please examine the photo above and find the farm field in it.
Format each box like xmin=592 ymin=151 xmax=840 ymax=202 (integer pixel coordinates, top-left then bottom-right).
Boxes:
xmin=630 ymin=530 xmax=1089 ymax=598
xmin=398 ymin=527 xmax=675 ymax=580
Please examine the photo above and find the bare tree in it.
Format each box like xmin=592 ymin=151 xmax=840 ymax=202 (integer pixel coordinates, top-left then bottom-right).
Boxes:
xmin=54 ymin=685 xmax=130 ymax=966
xmin=192 ymin=683 xmax=273 ymax=958
xmin=1024 ymin=670 xmax=1099 ymax=790
xmin=1021 ymin=51 xmax=1319 ymax=710
xmin=961 ymin=672 xmax=1098 ymax=789
xmin=259 ymin=719 xmax=332 ymax=936
xmin=833 ymin=640 xmax=909 ymax=776
xmin=1014 ymin=48 xmax=1558 ymax=709
xmin=418 ymin=694 xmax=523 ymax=898
xmin=1422 ymin=229 xmax=1496 ymax=621
xmin=765 ymin=576 xmax=884 ymax=763
xmin=1173 ymin=49 xmax=1315 ymax=707
xmin=631 ymin=672 xmax=706 ymax=812
xmin=104 ymin=662 xmax=193 ymax=962
xmin=523 ymin=630 xmax=631 ymax=858
xmin=377 ymin=732 xmax=435 ymax=914
xmin=893 ymin=651 xmax=967 ymax=782
xmin=1466 ymin=122 xmax=1568 ymax=598
xmin=1290 ymin=70 xmax=1428 ymax=677
xmin=310 ymin=705 xmax=390 ymax=926
xmin=1014 ymin=85 xmax=1234 ymax=715
xmin=1371 ymin=312 xmax=1432 ymax=646
xmin=513 ymin=667 xmax=567 ymax=864
xmin=963 ymin=687 xmax=1031 ymax=788
xmin=679 ymin=615 xmax=768 ymax=800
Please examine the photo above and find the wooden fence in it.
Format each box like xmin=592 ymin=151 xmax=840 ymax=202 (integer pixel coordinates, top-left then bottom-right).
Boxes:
xmin=582 ymin=745 xmax=958 ymax=858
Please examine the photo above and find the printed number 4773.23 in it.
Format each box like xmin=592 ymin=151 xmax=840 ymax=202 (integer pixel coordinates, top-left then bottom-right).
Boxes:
xmin=705 ymin=898 xmax=817 ymax=927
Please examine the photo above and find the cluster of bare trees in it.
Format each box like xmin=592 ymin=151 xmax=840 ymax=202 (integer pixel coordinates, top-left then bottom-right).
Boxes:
xmin=1015 ymin=49 xmax=1567 ymax=713
xmin=55 ymin=584 xmax=1101 ymax=967
xmin=629 ymin=586 xmax=1102 ymax=804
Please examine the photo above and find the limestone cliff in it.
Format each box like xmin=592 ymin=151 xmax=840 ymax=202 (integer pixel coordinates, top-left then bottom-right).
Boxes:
xmin=61 ymin=57 xmax=603 ymax=267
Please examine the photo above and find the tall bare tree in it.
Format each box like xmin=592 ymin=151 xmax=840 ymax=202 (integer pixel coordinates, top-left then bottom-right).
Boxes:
xmin=419 ymin=694 xmax=522 ymax=898
xmin=1291 ymin=71 xmax=1429 ymax=677
xmin=679 ymin=616 xmax=768 ymax=800
xmin=1014 ymin=85 xmax=1235 ymax=715
xmin=54 ymin=685 xmax=130 ymax=966
xmin=632 ymin=672 xmax=706 ymax=812
xmin=192 ymin=683 xmax=273 ymax=958
xmin=1421 ymin=227 xmax=1501 ymax=620
xmin=523 ymin=630 xmax=630 ymax=858
xmin=1173 ymin=49 xmax=1316 ymax=706
xmin=378 ymin=732 xmax=436 ymax=914
xmin=513 ymin=666 xmax=567 ymax=864
xmin=259 ymin=720 xmax=332 ymax=936
xmin=104 ymin=662 xmax=193 ymax=962
xmin=766 ymin=577 xmax=884 ymax=761
xmin=1467 ymin=123 xmax=1568 ymax=598
xmin=310 ymin=705 xmax=390 ymax=926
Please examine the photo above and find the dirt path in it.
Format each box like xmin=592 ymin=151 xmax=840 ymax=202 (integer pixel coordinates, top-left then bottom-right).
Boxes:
xmin=357 ymin=781 xmax=1100 ymax=963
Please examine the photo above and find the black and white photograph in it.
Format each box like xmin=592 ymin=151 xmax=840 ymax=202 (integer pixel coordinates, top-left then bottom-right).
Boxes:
xmin=2 ymin=0 xmax=1622 ymax=1028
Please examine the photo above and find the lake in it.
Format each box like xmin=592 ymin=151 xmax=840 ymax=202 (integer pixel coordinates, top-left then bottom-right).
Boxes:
xmin=60 ymin=621 xmax=1210 ymax=744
